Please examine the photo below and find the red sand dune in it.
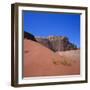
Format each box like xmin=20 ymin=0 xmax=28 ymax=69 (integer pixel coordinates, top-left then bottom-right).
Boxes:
xmin=24 ymin=39 xmax=80 ymax=77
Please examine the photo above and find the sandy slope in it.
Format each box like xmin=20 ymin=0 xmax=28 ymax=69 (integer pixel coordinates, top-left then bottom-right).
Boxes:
xmin=24 ymin=39 xmax=80 ymax=77
xmin=56 ymin=50 xmax=80 ymax=75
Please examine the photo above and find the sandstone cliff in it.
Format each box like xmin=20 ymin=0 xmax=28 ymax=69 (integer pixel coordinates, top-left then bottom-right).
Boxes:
xmin=24 ymin=32 xmax=77 ymax=52
xmin=36 ymin=36 xmax=77 ymax=51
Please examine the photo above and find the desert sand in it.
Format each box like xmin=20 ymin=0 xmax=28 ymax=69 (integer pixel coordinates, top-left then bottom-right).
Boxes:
xmin=24 ymin=39 xmax=80 ymax=77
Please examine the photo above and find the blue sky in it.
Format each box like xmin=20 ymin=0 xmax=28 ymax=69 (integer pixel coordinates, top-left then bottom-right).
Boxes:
xmin=23 ymin=11 xmax=80 ymax=48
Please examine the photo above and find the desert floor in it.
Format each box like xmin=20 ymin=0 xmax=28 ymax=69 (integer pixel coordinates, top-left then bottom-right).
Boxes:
xmin=24 ymin=39 xmax=80 ymax=77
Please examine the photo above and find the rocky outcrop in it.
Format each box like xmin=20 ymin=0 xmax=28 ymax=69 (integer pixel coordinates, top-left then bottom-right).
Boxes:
xmin=36 ymin=36 xmax=77 ymax=52
xmin=24 ymin=32 xmax=77 ymax=52
xmin=24 ymin=31 xmax=37 ymax=41
xmin=36 ymin=37 xmax=53 ymax=50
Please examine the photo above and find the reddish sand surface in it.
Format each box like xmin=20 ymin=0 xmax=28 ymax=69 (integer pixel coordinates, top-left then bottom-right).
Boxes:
xmin=24 ymin=39 xmax=80 ymax=77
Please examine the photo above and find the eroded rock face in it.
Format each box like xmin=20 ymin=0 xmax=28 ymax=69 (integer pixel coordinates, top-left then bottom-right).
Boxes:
xmin=24 ymin=32 xmax=77 ymax=52
xmin=36 ymin=36 xmax=77 ymax=51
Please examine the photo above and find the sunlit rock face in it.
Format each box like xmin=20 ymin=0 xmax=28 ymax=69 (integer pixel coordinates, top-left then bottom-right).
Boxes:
xmin=24 ymin=32 xmax=77 ymax=52
xmin=36 ymin=36 xmax=77 ymax=52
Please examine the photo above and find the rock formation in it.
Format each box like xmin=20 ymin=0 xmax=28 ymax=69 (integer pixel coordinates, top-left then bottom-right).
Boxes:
xmin=36 ymin=36 xmax=77 ymax=51
xmin=24 ymin=31 xmax=37 ymax=41
xmin=24 ymin=32 xmax=77 ymax=52
xmin=36 ymin=37 xmax=53 ymax=51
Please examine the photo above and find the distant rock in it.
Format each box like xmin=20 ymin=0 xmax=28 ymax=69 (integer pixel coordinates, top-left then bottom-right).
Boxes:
xmin=24 ymin=31 xmax=36 ymax=41
xmin=36 ymin=36 xmax=77 ymax=51
xmin=24 ymin=32 xmax=77 ymax=52
xmin=36 ymin=37 xmax=54 ymax=51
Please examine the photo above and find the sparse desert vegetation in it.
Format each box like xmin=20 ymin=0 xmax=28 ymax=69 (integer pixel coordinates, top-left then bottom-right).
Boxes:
xmin=60 ymin=59 xmax=72 ymax=66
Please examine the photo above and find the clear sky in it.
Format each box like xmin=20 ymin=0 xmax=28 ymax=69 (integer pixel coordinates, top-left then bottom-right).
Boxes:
xmin=23 ymin=11 xmax=80 ymax=48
